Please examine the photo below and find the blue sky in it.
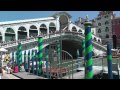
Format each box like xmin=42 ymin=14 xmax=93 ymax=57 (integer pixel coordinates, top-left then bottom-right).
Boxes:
xmin=0 ymin=11 xmax=119 ymax=22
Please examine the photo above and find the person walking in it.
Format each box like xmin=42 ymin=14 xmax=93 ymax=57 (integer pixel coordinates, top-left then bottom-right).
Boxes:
xmin=0 ymin=59 xmax=3 ymax=79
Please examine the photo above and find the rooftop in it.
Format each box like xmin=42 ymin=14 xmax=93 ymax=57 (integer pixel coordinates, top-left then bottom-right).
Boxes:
xmin=112 ymin=17 xmax=120 ymax=20
xmin=0 ymin=17 xmax=55 ymax=25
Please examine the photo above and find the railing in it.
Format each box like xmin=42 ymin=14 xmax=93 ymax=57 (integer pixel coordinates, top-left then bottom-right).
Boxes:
xmin=0 ymin=31 xmax=106 ymax=53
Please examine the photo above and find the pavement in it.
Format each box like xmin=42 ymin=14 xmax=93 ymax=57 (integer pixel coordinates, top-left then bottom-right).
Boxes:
xmin=1 ymin=69 xmax=20 ymax=79
xmin=0 ymin=61 xmax=20 ymax=79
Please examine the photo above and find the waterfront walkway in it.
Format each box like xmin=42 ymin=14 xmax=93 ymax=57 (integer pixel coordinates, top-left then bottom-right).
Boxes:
xmin=62 ymin=66 xmax=106 ymax=79
xmin=12 ymin=72 xmax=47 ymax=79
xmin=1 ymin=69 xmax=20 ymax=79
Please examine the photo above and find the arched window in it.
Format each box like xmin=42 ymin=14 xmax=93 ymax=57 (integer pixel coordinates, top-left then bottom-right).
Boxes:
xmin=99 ymin=35 xmax=102 ymax=38
xmin=6 ymin=28 xmax=15 ymax=34
xmin=18 ymin=26 xmax=27 ymax=32
xmin=49 ymin=23 xmax=55 ymax=27
xmin=72 ymin=26 xmax=77 ymax=32
xmin=40 ymin=24 xmax=47 ymax=35
xmin=18 ymin=26 xmax=27 ymax=40
xmin=49 ymin=22 xmax=56 ymax=33
xmin=40 ymin=24 xmax=47 ymax=28
xmin=29 ymin=25 xmax=38 ymax=37
xmin=78 ymin=29 xmax=82 ymax=32
xmin=106 ymin=34 xmax=109 ymax=38
xmin=98 ymin=39 xmax=100 ymax=42
xmin=94 ymin=37 xmax=97 ymax=41
xmin=98 ymin=23 xmax=101 ymax=26
xmin=30 ymin=25 xmax=37 ymax=29
xmin=97 ymin=17 xmax=101 ymax=20
xmin=105 ymin=27 xmax=109 ymax=32
xmin=104 ymin=15 xmax=108 ymax=18
xmin=98 ymin=29 xmax=101 ymax=33
xmin=5 ymin=28 xmax=15 ymax=41
xmin=105 ymin=21 xmax=109 ymax=25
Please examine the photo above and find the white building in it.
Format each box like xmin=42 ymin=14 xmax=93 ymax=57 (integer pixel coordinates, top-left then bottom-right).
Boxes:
xmin=0 ymin=12 xmax=72 ymax=42
xmin=0 ymin=12 xmax=101 ymax=43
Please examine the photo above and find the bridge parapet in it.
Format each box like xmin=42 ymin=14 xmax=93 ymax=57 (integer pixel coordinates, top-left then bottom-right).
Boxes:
xmin=0 ymin=31 xmax=106 ymax=55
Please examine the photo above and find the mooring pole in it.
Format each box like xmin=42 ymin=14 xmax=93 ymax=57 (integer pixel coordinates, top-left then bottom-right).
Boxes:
xmin=84 ymin=16 xmax=93 ymax=79
xmin=107 ymin=42 xmax=113 ymax=79
xmin=38 ymin=36 xmax=43 ymax=75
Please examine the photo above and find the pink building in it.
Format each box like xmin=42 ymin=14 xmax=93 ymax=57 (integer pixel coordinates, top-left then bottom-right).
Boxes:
xmin=112 ymin=17 xmax=120 ymax=48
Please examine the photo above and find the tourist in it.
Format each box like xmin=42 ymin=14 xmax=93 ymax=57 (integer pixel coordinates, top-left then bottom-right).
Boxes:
xmin=20 ymin=64 xmax=25 ymax=72
xmin=13 ymin=64 xmax=18 ymax=73
xmin=6 ymin=62 xmax=12 ymax=74
xmin=0 ymin=59 xmax=3 ymax=77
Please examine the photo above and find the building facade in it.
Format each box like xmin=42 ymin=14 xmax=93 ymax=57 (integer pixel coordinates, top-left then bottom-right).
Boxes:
xmin=0 ymin=12 xmax=72 ymax=42
xmin=112 ymin=17 xmax=120 ymax=48
xmin=0 ymin=12 xmax=102 ymax=45
xmin=75 ymin=17 xmax=97 ymax=36
xmin=92 ymin=11 xmax=115 ymax=46
xmin=74 ymin=17 xmax=86 ymax=29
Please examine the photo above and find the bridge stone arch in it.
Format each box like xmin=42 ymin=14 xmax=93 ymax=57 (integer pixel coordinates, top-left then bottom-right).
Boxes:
xmin=42 ymin=39 xmax=96 ymax=59
xmin=40 ymin=24 xmax=47 ymax=35
xmin=5 ymin=28 xmax=15 ymax=41
xmin=49 ymin=22 xmax=56 ymax=33
xmin=18 ymin=26 xmax=27 ymax=40
xmin=29 ymin=25 xmax=38 ymax=37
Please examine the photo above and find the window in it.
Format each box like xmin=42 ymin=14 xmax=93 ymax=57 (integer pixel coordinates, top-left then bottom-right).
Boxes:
xmin=72 ymin=26 xmax=77 ymax=32
xmin=78 ymin=29 xmax=82 ymax=32
xmin=98 ymin=39 xmax=101 ymax=42
xmin=119 ymin=20 xmax=120 ymax=24
xmin=106 ymin=34 xmax=109 ymax=38
xmin=105 ymin=27 xmax=109 ymax=32
xmin=30 ymin=25 xmax=37 ymax=29
xmin=98 ymin=29 xmax=101 ymax=33
xmin=106 ymin=15 xmax=109 ymax=18
xmin=105 ymin=21 xmax=109 ymax=25
xmin=115 ymin=20 xmax=118 ymax=24
xmin=94 ymin=37 xmax=97 ymax=41
xmin=112 ymin=21 xmax=114 ymax=24
xmin=112 ymin=27 xmax=116 ymax=32
xmin=6 ymin=28 xmax=15 ymax=33
xmin=97 ymin=17 xmax=101 ymax=20
xmin=18 ymin=26 xmax=26 ymax=32
xmin=117 ymin=36 xmax=120 ymax=39
xmin=98 ymin=23 xmax=101 ymax=26
xmin=99 ymin=35 xmax=102 ymax=38
xmin=104 ymin=15 xmax=109 ymax=18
